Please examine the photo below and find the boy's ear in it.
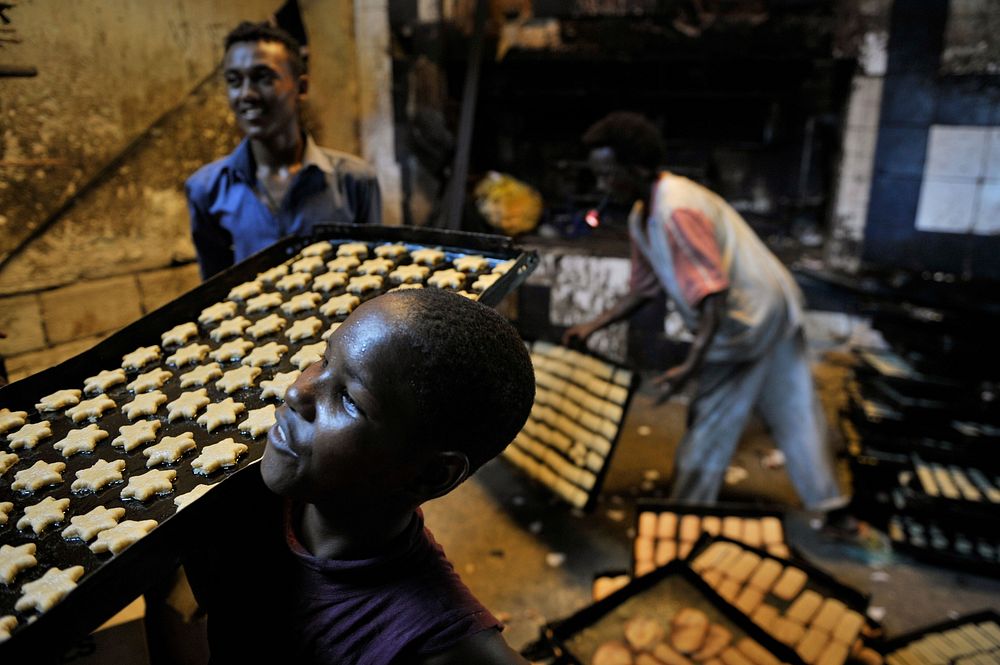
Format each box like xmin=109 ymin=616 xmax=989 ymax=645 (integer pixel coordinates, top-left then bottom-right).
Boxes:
xmin=414 ymin=451 xmax=470 ymax=501
xmin=297 ymin=73 xmax=309 ymax=98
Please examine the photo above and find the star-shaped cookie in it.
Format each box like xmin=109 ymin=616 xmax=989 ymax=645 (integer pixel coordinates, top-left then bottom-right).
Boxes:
xmin=0 ymin=502 xmax=12 ymax=526
xmin=197 ymin=398 xmax=246 ymax=432
xmin=66 ymin=395 xmax=116 ymax=423
xmin=375 ymin=243 xmax=408 ymax=259
xmin=7 ymin=421 xmax=52 ymax=450
xmin=90 ymin=520 xmax=159 ymax=555
xmin=241 ymin=342 xmax=288 ymax=368
xmin=54 ymin=424 xmax=109 ymax=458
xmin=83 ymin=368 xmax=127 ymax=394
xmin=493 ymin=259 xmax=516 ymax=274
xmin=166 ymin=343 xmax=211 ymax=366
xmin=247 ymin=314 xmax=287 ymax=339
xmin=0 ymin=409 xmax=28 ymax=435
xmin=35 ymin=389 xmax=82 ymax=412
xmin=198 ymin=301 xmax=237 ymax=325
xmin=280 ymin=291 xmax=322 ymax=315
xmin=291 ymin=256 xmax=325 ymax=274
xmin=161 ymin=322 xmax=199 ymax=347
xmin=326 ymin=256 xmax=361 ymax=272
xmin=312 ymin=272 xmax=348 ymax=292
xmin=260 ymin=370 xmax=301 ymax=400
xmin=15 ymin=566 xmax=85 ymax=613
xmin=17 ymin=496 xmax=71 ymax=534
xmin=210 ymin=340 xmax=255 ymax=363
xmin=321 ymin=322 xmax=342 ymax=340
xmin=192 ymin=438 xmax=249 ymax=475
xmin=390 ymin=283 xmax=424 ymax=292
xmin=245 ymin=292 xmax=284 ymax=313
xmin=121 ymin=469 xmax=176 ymax=501
xmin=209 ymin=317 xmax=252 ymax=342
xmin=291 ymin=342 xmax=327 ymax=370
xmin=1 ymin=615 xmax=18 ymax=641
xmin=127 ymin=368 xmax=173 ymax=393
xmin=346 ymin=275 xmax=383 ymax=294
xmin=238 ymin=404 xmax=277 ymax=438
xmin=453 ymin=254 xmax=488 ymax=272
xmin=0 ymin=452 xmax=18 ymax=477
xmin=286 ymin=317 xmax=323 ymax=342
xmin=174 ymin=483 xmax=218 ymax=511
xmin=320 ymin=293 xmax=360 ymax=317
xmin=121 ymin=345 xmax=161 ymax=370
xmin=166 ymin=389 xmax=210 ymax=422
xmin=71 ymin=459 xmax=127 ymax=493
xmin=179 ymin=362 xmax=225 ymax=387
xmin=11 ymin=460 xmax=65 ymax=492
xmin=473 ymin=273 xmax=501 ymax=291
xmin=411 ymin=248 xmax=445 ymax=266
xmin=257 ymin=264 xmax=289 ymax=285
xmin=300 ymin=240 xmax=333 ymax=257
xmin=336 ymin=242 xmax=369 ymax=258
xmin=62 ymin=506 xmax=126 ymax=541
xmin=389 ymin=264 xmax=430 ymax=284
xmin=216 ymin=366 xmax=262 ymax=393
xmin=122 ymin=391 xmax=167 ymax=420
xmin=0 ymin=543 xmax=37 ymax=584
xmin=275 ymin=272 xmax=312 ymax=292
xmin=112 ymin=420 xmax=161 ymax=452
xmin=358 ymin=258 xmax=394 ymax=276
xmin=428 ymin=269 xmax=466 ymax=289
xmin=143 ymin=432 xmax=197 ymax=467
xmin=457 ymin=290 xmax=479 ymax=301
xmin=227 ymin=281 xmax=263 ymax=301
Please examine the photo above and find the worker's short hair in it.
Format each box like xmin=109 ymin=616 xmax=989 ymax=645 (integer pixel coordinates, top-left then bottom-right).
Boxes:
xmin=224 ymin=21 xmax=307 ymax=78
xmin=583 ymin=111 xmax=666 ymax=170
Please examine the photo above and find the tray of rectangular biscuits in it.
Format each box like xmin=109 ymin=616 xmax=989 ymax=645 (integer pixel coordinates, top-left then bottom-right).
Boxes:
xmin=0 ymin=225 xmax=537 ymax=660
xmin=544 ymin=560 xmax=806 ymax=665
xmin=879 ymin=610 xmax=1000 ymax=665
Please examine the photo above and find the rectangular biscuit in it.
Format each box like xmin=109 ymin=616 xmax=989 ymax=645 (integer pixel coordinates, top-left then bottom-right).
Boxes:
xmin=771 ymin=618 xmax=806 ymax=646
xmin=832 ymin=610 xmax=866 ymax=645
xmin=796 ymin=627 xmax=830 ymax=664
xmin=679 ymin=514 xmax=702 ymax=542
xmin=678 ymin=541 xmax=695 ymax=560
xmin=655 ymin=539 xmax=677 ymax=566
xmin=735 ymin=586 xmax=765 ymax=615
xmin=812 ymin=598 xmax=847 ymax=632
xmin=719 ymin=646 xmax=755 ymax=665
xmin=703 ymin=569 xmax=724 ymax=589
xmin=772 ymin=567 xmax=808 ymax=600
xmin=751 ymin=604 xmax=779 ymax=632
xmin=761 ymin=516 xmax=784 ymax=545
xmin=742 ymin=519 xmax=763 ymax=548
xmin=634 ymin=536 xmax=655 ymax=563
xmin=727 ymin=552 xmax=762 ymax=583
xmin=747 ymin=558 xmax=783 ymax=593
xmin=692 ymin=542 xmax=739 ymax=573
xmin=657 ymin=511 xmax=678 ymax=539
xmin=736 ymin=637 xmax=782 ymax=665
xmin=717 ymin=578 xmax=741 ymax=603
xmin=638 ymin=511 xmax=658 ymax=538
xmin=722 ymin=516 xmax=743 ymax=540
xmin=702 ymin=515 xmax=722 ymax=536
xmin=767 ymin=543 xmax=791 ymax=559
xmin=786 ymin=589 xmax=823 ymax=624
xmin=814 ymin=641 xmax=849 ymax=665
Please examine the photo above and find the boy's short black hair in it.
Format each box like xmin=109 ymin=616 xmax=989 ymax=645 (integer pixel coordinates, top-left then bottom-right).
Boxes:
xmin=224 ymin=21 xmax=307 ymax=78
xmin=582 ymin=111 xmax=666 ymax=170
xmin=388 ymin=289 xmax=534 ymax=473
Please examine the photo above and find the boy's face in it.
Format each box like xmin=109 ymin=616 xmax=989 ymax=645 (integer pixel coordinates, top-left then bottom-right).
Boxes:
xmin=589 ymin=146 xmax=646 ymax=204
xmin=223 ymin=40 xmax=305 ymax=142
xmin=261 ymin=299 xmax=428 ymax=504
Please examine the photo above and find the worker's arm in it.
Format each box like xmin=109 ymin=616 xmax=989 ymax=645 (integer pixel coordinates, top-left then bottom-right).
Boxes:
xmin=651 ymin=291 xmax=725 ymax=403
xmin=561 ymin=290 xmax=653 ymax=347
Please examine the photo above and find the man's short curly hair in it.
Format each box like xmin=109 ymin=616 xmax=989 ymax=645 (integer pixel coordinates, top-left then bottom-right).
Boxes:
xmin=382 ymin=289 xmax=535 ymax=474
xmin=582 ymin=112 xmax=666 ymax=170
xmin=224 ymin=21 xmax=307 ymax=78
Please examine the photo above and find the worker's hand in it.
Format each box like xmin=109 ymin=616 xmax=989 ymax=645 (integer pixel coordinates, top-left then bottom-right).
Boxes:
xmin=562 ymin=321 xmax=600 ymax=348
xmin=651 ymin=365 xmax=692 ymax=404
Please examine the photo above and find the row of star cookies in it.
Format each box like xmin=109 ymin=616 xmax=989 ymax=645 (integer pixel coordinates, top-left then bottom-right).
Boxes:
xmin=290 ymin=239 xmax=514 ymax=274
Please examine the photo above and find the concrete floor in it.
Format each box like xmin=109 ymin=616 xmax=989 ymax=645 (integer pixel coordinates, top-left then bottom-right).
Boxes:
xmin=422 ymin=364 xmax=1000 ymax=655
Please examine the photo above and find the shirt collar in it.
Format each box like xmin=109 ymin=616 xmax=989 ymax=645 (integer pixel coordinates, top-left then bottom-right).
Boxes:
xmin=301 ymin=134 xmax=335 ymax=175
xmin=226 ymin=134 xmax=332 ymax=182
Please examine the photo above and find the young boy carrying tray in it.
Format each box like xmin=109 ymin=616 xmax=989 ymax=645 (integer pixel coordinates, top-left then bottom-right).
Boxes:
xmin=185 ymin=289 xmax=535 ymax=664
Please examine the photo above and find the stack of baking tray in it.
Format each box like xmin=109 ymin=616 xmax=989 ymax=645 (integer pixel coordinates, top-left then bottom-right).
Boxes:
xmin=880 ymin=610 xmax=1000 ymax=665
xmin=502 ymin=341 xmax=636 ymax=510
xmin=0 ymin=225 xmax=537 ymax=661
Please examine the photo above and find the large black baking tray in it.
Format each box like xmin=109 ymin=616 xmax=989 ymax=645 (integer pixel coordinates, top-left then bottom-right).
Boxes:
xmin=887 ymin=512 xmax=1000 ymax=579
xmin=542 ymin=560 xmax=805 ymax=665
xmin=879 ymin=609 xmax=1000 ymax=663
xmin=0 ymin=225 xmax=537 ymax=662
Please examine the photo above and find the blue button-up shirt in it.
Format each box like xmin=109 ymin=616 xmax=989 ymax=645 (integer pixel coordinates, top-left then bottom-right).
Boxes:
xmin=186 ymin=136 xmax=382 ymax=279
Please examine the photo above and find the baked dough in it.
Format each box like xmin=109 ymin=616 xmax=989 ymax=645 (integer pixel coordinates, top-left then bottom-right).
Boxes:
xmin=300 ymin=240 xmax=333 ymax=257
xmin=624 ymin=615 xmax=664 ymax=651
xmin=197 ymin=398 xmax=246 ymax=431
xmin=122 ymin=345 xmax=163 ymax=371
xmin=198 ymin=302 xmax=237 ymax=325
xmin=121 ymin=469 xmax=176 ymax=501
xmin=320 ymin=293 xmax=360 ymax=317
xmin=411 ymin=248 xmax=445 ymax=266
xmin=90 ymin=520 xmax=158 ymax=555
xmin=671 ymin=607 xmax=710 ymax=654
xmin=747 ymin=558 xmax=783 ymax=593
xmin=14 ymin=565 xmax=85 ymax=613
xmin=0 ymin=615 xmax=16 ymax=641
xmin=0 ymin=452 xmax=17 ymax=477
xmin=358 ymin=258 xmax=394 ymax=276
xmin=127 ymin=368 xmax=173 ymax=393
xmin=493 ymin=259 xmax=516 ymax=274
xmin=736 ymin=638 xmax=783 ymax=665
xmin=313 ymin=272 xmax=349 ymax=292
xmin=209 ymin=317 xmax=252 ymax=342
xmin=388 ymin=264 xmax=429 ymax=284
xmin=17 ymin=496 xmax=71 ymax=534
xmin=427 ymin=269 xmax=465 ymax=289
xmin=210 ymin=340 xmax=255 ymax=363
xmin=760 ymin=517 xmax=783 ymax=545
xmin=0 ymin=502 xmax=11 ymax=526
xmin=693 ymin=624 xmax=733 ymax=660
xmin=336 ymin=242 xmax=368 ymax=258
xmin=226 ymin=281 xmax=263 ymax=301
xmin=0 ymin=409 xmax=28 ymax=435
xmin=457 ymin=290 xmax=478 ymax=300
xmin=216 ymin=365 xmax=262 ymax=393
xmin=261 ymin=370 xmax=301 ymax=400
xmin=321 ymin=322 xmax=341 ymax=340
xmin=238 ymin=404 xmax=277 ymax=438
xmin=772 ymin=567 xmax=808 ymax=601
xmin=242 ymin=342 xmax=288 ymax=368
xmin=256 ymin=264 xmax=289 ymax=285
xmin=453 ymin=255 xmax=488 ymax=272
xmin=12 ymin=460 xmax=65 ymax=492
xmin=346 ymin=274 xmax=383 ymax=294
xmin=143 ymin=432 xmax=197 ymax=467
xmin=121 ymin=391 xmax=167 ymax=420
xmin=658 ymin=512 xmax=678 ymax=539
xmin=62 ymin=506 xmax=126 ymax=541
xmin=326 ymin=256 xmax=361 ymax=272
xmin=166 ymin=343 xmax=212 ymax=367
xmin=291 ymin=342 xmax=326 ymax=370
xmin=161 ymin=322 xmax=199 ymax=347
xmin=592 ymin=641 xmax=632 ymax=665
xmin=7 ymin=421 xmax=52 ymax=449
xmin=786 ymin=589 xmax=823 ymax=624
xmin=179 ymin=362 xmax=224 ymax=388
xmin=246 ymin=313 xmax=287 ymax=339
xmin=166 ymin=389 xmax=210 ymax=422
xmin=291 ymin=256 xmax=325 ymax=274
xmin=472 ymin=273 xmax=501 ymax=291
xmin=275 ymin=272 xmax=312 ymax=292
xmin=245 ymin=292 xmax=284 ymax=314
xmin=391 ymin=283 xmax=424 ymax=291
xmin=71 ymin=459 xmax=127 ymax=492
xmin=374 ymin=243 xmax=407 ymax=258
xmin=112 ymin=420 xmax=161 ymax=451
xmin=287 ymin=316 xmax=323 ymax=342
xmin=638 ymin=511 xmax=657 ymax=537
xmin=0 ymin=543 xmax=37 ymax=584
xmin=192 ymin=437 xmax=249 ymax=475
xmin=36 ymin=389 xmax=82 ymax=412
xmin=734 ymin=586 xmax=765 ymax=615
xmin=53 ymin=424 xmax=109 ymax=457
xmin=173 ymin=483 xmax=217 ymax=510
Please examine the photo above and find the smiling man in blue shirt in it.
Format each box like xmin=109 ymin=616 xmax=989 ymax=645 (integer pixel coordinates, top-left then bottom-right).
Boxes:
xmin=187 ymin=22 xmax=382 ymax=280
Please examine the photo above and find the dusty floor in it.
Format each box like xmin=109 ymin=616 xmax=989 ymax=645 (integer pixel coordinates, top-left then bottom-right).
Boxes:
xmin=422 ymin=357 xmax=1000 ymax=654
